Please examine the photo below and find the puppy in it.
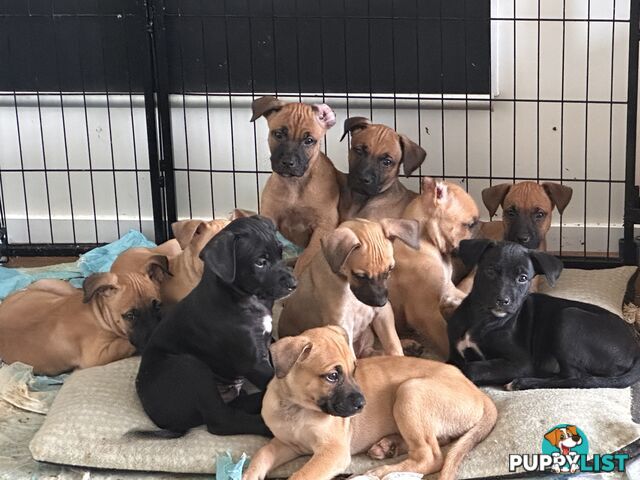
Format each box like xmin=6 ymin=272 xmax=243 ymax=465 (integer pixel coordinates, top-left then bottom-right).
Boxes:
xmin=0 ymin=259 xmax=166 ymax=375
xmin=111 ymin=219 xmax=230 ymax=305
xmin=242 ymin=326 xmax=496 ymax=480
xmin=448 ymin=240 xmax=640 ymax=390
xmin=135 ymin=216 xmax=297 ymax=436
xmin=388 ymin=177 xmax=479 ymax=358
xmin=251 ymin=96 xmax=340 ymax=274
xmin=278 ymin=218 xmax=420 ymax=358
xmin=545 ymin=425 xmax=583 ymax=473
xmin=338 ymin=117 xmax=427 ymax=221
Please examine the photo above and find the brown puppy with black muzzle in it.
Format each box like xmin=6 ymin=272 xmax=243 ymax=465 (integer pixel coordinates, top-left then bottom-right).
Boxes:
xmin=278 ymin=218 xmax=420 ymax=358
xmin=242 ymin=326 xmax=497 ymax=480
xmin=338 ymin=117 xmax=427 ymax=221
xmin=111 ymin=219 xmax=230 ymax=305
xmin=251 ymin=96 xmax=341 ymax=275
xmin=0 ymin=260 xmax=167 ymax=375
xmin=389 ymin=177 xmax=480 ymax=359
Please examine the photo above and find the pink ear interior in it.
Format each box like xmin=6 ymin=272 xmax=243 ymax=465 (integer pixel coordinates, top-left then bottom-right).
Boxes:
xmin=313 ymin=103 xmax=337 ymax=129
xmin=436 ymin=185 xmax=444 ymax=200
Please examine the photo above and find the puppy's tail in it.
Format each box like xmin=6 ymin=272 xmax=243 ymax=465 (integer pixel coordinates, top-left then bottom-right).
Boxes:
xmin=438 ymin=392 xmax=497 ymax=480
xmin=124 ymin=429 xmax=186 ymax=440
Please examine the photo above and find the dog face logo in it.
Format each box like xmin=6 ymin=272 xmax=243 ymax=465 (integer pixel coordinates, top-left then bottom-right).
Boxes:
xmin=541 ymin=424 xmax=589 ymax=474
xmin=544 ymin=425 xmax=583 ymax=455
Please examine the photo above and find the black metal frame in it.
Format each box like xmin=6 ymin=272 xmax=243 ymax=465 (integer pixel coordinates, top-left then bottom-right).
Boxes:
xmin=1 ymin=0 xmax=639 ymax=268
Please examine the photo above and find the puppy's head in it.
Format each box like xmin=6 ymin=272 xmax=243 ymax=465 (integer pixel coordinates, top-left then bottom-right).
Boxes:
xmin=544 ymin=426 xmax=582 ymax=451
xmin=82 ymin=257 xmax=167 ymax=338
xmin=321 ymin=218 xmax=419 ymax=307
xmin=250 ymin=96 xmax=336 ymax=177
xmin=482 ymin=181 xmax=573 ymax=249
xmin=341 ymin=117 xmax=426 ymax=196
xmin=458 ymin=239 xmax=563 ymax=318
xmin=415 ymin=177 xmax=479 ymax=254
xmin=199 ymin=215 xmax=297 ymax=300
xmin=172 ymin=218 xmax=231 ymax=252
xmin=270 ymin=326 xmax=365 ymax=418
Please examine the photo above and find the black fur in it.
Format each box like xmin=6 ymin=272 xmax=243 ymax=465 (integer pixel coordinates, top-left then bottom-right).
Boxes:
xmin=448 ymin=240 xmax=640 ymax=390
xmin=135 ymin=216 xmax=297 ymax=436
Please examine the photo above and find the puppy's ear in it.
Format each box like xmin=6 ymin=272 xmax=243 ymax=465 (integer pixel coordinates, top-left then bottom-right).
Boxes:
xmin=340 ymin=116 xmax=370 ymax=141
xmin=321 ymin=227 xmax=361 ymax=274
xmin=83 ymin=273 xmax=119 ymax=303
xmin=312 ymin=103 xmax=336 ymax=130
xmin=379 ymin=218 xmax=420 ymax=250
xmin=270 ymin=336 xmax=313 ymax=379
xmin=250 ymin=96 xmax=286 ymax=122
xmin=399 ymin=134 xmax=427 ymax=177
xmin=172 ymin=219 xmax=206 ymax=249
xmin=421 ymin=177 xmax=448 ymax=206
xmin=482 ymin=183 xmax=512 ymax=217
xmin=529 ymin=250 xmax=563 ymax=287
xmin=566 ymin=425 xmax=578 ymax=436
xmin=200 ymin=230 xmax=237 ymax=283
xmin=252 ymin=214 xmax=277 ymax=233
xmin=542 ymin=182 xmax=573 ymax=215
xmin=457 ymin=239 xmax=495 ymax=268
xmin=230 ymin=208 xmax=256 ymax=219
xmin=325 ymin=325 xmax=350 ymax=345
xmin=146 ymin=255 xmax=171 ymax=285
xmin=544 ymin=428 xmax=561 ymax=447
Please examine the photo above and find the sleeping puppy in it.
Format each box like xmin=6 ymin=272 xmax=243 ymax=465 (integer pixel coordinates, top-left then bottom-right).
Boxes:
xmin=135 ymin=216 xmax=297 ymax=436
xmin=448 ymin=239 xmax=640 ymax=390
xmin=0 ymin=259 xmax=166 ymax=375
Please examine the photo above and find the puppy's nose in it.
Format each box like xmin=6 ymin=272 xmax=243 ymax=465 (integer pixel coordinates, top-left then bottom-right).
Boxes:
xmin=348 ymin=392 xmax=366 ymax=411
xmin=282 ymin=158 xmax=295 ymax=167
xmin=281 ymin=275 xmax=297 ymax=290
xmin=360 ymin=176 xmax=372 ymax=185
xmin=517 ymin=235 xmax=530 ymax=244
xmin=496 ymin=297 xmax=511 ymax=307
xmin=152 ymin=299 xmax=161 ymax=310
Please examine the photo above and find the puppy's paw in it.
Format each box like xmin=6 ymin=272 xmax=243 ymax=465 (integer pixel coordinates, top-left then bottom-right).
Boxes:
xmin=401 ymin=339 xmax=424 ymax=358
xmin=505 ymin=379 xmax=528 ymax=391
xmin=367 ymin=434 xmax=406 ymax=460
xmin=551 ymin=464 xmax=561 ymax=474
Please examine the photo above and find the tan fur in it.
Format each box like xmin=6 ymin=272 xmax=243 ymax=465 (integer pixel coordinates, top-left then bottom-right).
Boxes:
xmin=242 ymin=326 xmax=496 ymax=480
xmin=388 ymin=178 xmax=479 ymax=358
xmin=0 ymin=270 xmax=163 ymax=375
xmin=544 ymin=425 xmax=579 ymax=447
xmin=253 ymin=99 xmax=341 ymax=275
xmin=278 ymin=218 xmax=419 ymax=357
xmin=338 ymin=121 xmax=426 ymax=221
xmin=111 ymin=219 xmax=229 ymax=304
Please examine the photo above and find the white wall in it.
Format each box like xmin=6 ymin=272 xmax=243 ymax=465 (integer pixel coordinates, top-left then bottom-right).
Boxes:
xmin=0 ymin=0 xmax=633 ymax=255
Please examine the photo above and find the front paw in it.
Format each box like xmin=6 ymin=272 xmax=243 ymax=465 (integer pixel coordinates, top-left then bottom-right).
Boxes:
xmin=401 ymin=339 xmax=424 ymax=358
xmin=505 ymin=378 xmax=529 ymax=391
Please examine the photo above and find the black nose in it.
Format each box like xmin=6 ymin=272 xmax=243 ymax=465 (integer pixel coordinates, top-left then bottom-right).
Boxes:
xmin=152 ymin=299 xmax=161 ymax=309
xmin=360 ymin=176 xmax=372 ymax=185
xmin=572 ymin=435 xmax=580 ymax=442
xmin=517 ymin=235 xmax=530 ymax=244
xmin=282 ymin=158 xmax=295 ymax=167
xmin=496 ymin=297 xmax=511 ymax=307
xmin=281 ymin=275 xmax=297 ymax=290
xmin=349 ymin=392 xmax=366 ymax=411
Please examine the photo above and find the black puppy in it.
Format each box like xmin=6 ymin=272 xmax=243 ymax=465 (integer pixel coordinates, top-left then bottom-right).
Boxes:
xmin=448 ymin=239 xmax=640 ymax=390
xmin=135 ymin=216 xmax=297 ymax=436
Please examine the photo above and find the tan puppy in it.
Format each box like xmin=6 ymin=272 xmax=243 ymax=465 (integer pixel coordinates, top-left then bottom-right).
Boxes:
xmin=251 ymin=96 xmax=340 ymax=274
xmin=0 ymin=260 xmax=166 ymax=375
xmin=338 ymin=117 xmax=427 ymax=221
xmin=111 ymin=219 xmax=229 ymax=304
xmin=243 ymin=326 xmax=496 ymax=480
xmin=278 ymin=218 xmax=420 ymax=358
xmin=389 ymin=177 xmax=479 ymax=359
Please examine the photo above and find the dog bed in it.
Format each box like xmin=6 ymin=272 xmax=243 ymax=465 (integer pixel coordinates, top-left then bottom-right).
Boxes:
xmin=29 ymin=267 xmax=640 ymax=478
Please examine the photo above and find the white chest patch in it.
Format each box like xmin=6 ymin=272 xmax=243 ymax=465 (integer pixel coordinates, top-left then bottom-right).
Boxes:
xmin=456 ymin=333 xmax=485 ymax=360
xmin=262 ymin=315 xmax=273 ymax=334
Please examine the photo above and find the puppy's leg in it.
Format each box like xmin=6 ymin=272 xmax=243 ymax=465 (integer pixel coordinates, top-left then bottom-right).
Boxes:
xmin=463 ymin=359 xmax=535 ymax=386
xmin=242 ymin=438 xmax=300 ymax=480
xmin=289 ymin=444 xmax=351 ymax=480
xmin=405 ymin=302 xmax=449 ymax=360
xmin=368 ymin=434 xmax=408 ymax=460
xmin=371 ymin=305 xmax=404 ymax=357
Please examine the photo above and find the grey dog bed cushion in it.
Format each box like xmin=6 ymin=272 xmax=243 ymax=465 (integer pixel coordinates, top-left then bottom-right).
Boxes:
xmin=30 ymin=267 xmax=640 ymax=478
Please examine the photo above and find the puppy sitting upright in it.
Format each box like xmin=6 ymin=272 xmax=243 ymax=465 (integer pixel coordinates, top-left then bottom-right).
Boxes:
xmin=278 ymin=218 xmax=420 ymax=357
xmin=338 ymin=117 xmax=427 ymax=221
xmin=251 ymin=96 xmax=340 ymax=274
xmin=448 ymin=240 xmax=640 ymax=390
xmin=136 ymin=216 xmax=297 ymax=436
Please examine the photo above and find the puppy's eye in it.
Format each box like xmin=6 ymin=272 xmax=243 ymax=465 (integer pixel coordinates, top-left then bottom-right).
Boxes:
xmin=272 ymin=131 xmax=285 ymax=140
xmin=354 ymin=146 xmax=365 ymax=156
xmin=465 ymin=220 xmax=478 ymax=230
xmin=303 ymin=136 xmax=316 ymax=146
xmin=122 ymin=310 xmax=138 ymax=322
xmin=325 ymin=371 xmax=340 ymax=383
xmin=534 ymin=210 xmax=546 ymax=220
xmin=517 ymin=274 xmax=528 ymax=283
xmin=381 ymin=157 xmax=393 ymax=167
xmin=506 ymin=208 xmax=517 ymax=218
xmin=255 ymin=258 xmax=267 ymax=268
xmin=352 ymin=272 xmax=367 ymax=280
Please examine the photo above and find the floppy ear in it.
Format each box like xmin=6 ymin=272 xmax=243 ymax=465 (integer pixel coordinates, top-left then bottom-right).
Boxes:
xmin=399 ymin=134 xmax=427 ymax=176
xmin=457 ymin=239 xmax=495 ymax=268
xmin=270 ymin=336 xmax=313 ymax=379
xmin=172 ymin=220 xmax=206 ymax=249
xmin=379 ymin=218 xmax=420 ymax=250
xmin=250 ymin=96 xmax=287 ymax=122
xmin=199 ymin=229 xmax=237 ymax=283
xmin=542 ymin=182 xmax=573 ymax=215
xmin=321 ymin=227 xmax=361 ymax=274
xmin=529 ymin=250 xmax=563 ymax=287
xmin=146 ymin=255 xmax=171 ymax=285
xmin=340 ymin=116 xmax=370 ymax=141
xmin=566 ymin=425 xmax=578 ymax=436
xmin=312 ymin=103 xmax=336 ymax=130
xmin=83 ymin=273 xmax=119 ymax=303
xmin=544 ymin=429 xmax=561 ymax=447
xmin=482 ymin=183 xmax=512 ymax=217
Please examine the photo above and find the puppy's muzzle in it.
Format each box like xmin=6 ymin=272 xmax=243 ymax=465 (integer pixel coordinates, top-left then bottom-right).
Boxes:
xmin=270 ymin=143 xmax=309 ymax=177
xmin=348 ymin=169 xmax=382 ymax=196
xmin=321 ymin=386 xmax=366 ymax=418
